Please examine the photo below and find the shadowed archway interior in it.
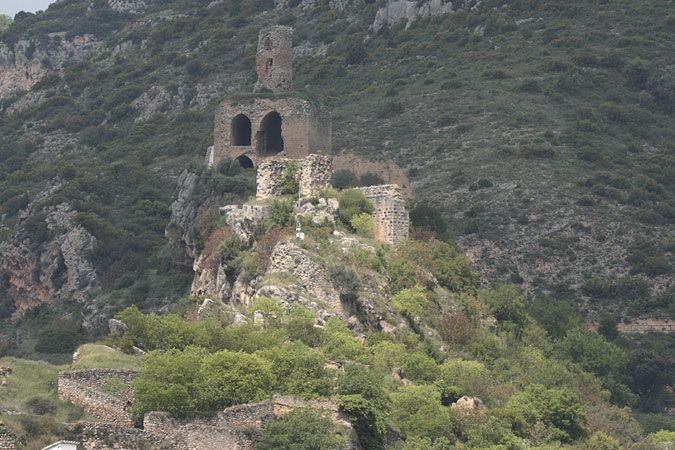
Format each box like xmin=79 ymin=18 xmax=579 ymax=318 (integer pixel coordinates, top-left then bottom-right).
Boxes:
xmin=236 ymin=155 xmax=254 ymax=168
xmin=257 ymin=111 xmax=283 ymax=156
xmin=231 ymin=114 xmax=252 ymax=146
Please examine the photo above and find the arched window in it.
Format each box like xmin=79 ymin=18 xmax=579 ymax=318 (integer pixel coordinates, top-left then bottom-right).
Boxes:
xmin=231 ymin=114 xmax=251 ymax=146
xmin=257 ymin=111 xmax=283 ymax=156
xmin=236 ymin=155 xmax=254 ymax=169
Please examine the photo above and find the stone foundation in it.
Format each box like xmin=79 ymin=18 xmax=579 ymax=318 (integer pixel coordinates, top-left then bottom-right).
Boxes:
xmin=356 ymin=185 xmax=409 ymax=245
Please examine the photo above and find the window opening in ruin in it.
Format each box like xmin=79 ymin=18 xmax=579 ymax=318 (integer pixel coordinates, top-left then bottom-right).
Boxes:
xmin=231 ymin=114 xmax=252 ymax=146
xmin=267 ymin=58 xmax=273 ymax=68
xmin=257 ymin=111 xmax=283 ymax=156
xmin=236 ymin=155 xmax=254 ymax=169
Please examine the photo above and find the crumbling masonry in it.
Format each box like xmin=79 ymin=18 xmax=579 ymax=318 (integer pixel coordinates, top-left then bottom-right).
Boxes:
xmin=357 ymin=185 xmax=409 ymax=245
xmin=207 ymin=26 xmax=331 ymax=169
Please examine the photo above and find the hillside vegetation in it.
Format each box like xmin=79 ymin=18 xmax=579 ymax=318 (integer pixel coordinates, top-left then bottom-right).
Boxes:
xmin=0 ymin=0 xmax=673 ymax=447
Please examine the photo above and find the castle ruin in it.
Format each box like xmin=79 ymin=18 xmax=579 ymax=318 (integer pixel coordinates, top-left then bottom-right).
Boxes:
xmin=205 ymin=26 xmax=409 ymax=245
xmin=208 ymin=26 xmax=331 ymax=169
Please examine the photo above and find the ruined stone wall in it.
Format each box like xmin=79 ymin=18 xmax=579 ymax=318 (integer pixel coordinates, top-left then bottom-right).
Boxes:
xmin=143 ymin=401 xmax=276 ymax=450
xmin=256 ymin=155 xmax=333 ymax=200
xmin=307 ymin=104 xmax=332 ymax=155
xmin=357 ymin=185 xmax=409 ymax=245
xmin=77 ymin=395 xmax=359 ymax=449
xmin=0 ymin=424 xmax=16 ymax=450
xmin=256 ymin=158 xmax=289 ymax=199
xmin=299 ymin=154 xmax=333 ymax=197
xmin=254 ymin=26 xmax=293 ymax=93
xmin=212 ymin=97 xmax=331 ymax=168
xmin=333 ymin=153 xmax=413 ymax=199
xmin=78 ymin=423 xmax=172 ymax=450
xmin=58 ymin=369 xmax=138 ymax=426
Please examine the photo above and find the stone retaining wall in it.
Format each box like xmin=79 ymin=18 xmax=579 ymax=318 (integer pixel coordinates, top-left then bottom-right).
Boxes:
xmin=0 ymin=423 xmax=16 ymax=450
xmin=58 ymin=369 xmax=138 ymax=426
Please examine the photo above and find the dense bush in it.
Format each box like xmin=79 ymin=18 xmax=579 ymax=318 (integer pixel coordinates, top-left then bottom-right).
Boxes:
xmin=257 ymin=408 xmax=348 ymax=450
xmin=338 ymin=189 xmax=374 ymax=229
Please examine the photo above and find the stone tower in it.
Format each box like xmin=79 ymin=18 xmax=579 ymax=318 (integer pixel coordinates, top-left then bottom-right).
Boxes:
xmin=254 ymin=26 xmax=293 ymax=93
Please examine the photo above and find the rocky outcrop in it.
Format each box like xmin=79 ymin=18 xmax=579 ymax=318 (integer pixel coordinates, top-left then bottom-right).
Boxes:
xmin=0 ymin=34 xmax=103 ymax=99
xmin=0 ymin=181 xmax=99 ymax=318
xmin=451 ymin=396 xmax=487 ymax=416
xmin=371 ymin=0 xmax=455 ymax=32
xmin=265 ymin=240 xmax=342 ymax=310
xmin=221 ymin=204 xmax=271 ymax=241
xmin=165 ymin=170 xmax=198 ymax=272
xmin=107 ymin=0 xmax=147 ymax=14
xmin=131 ymin=85 xmax=184 ymax=123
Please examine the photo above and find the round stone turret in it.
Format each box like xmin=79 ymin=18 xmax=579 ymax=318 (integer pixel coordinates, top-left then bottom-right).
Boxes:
xmin=254 ymin=26 xmax=293 ymax=93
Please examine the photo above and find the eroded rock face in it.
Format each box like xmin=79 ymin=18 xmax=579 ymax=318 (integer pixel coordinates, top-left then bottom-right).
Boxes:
xmin=371 ymin=0 xmax=455 ymax=32
xmin=0 ymin=34 xmax=103 ymax=99
xmin=107 ymin=0 xmax=147 ymax=14
xmin=165 ymin=170 xmax=199 ymax=272
xmin=265 ymin=240 xmax=342 ymax=310
xmin=131 ymin=85 xmax=184 ymax=123
xmin=0 ymin=195 xmax=99 ymax=318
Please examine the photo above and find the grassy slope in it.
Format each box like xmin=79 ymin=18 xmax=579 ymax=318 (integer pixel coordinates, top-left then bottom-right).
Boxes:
xmin=0 ymin=344 xmax=139 ymax=448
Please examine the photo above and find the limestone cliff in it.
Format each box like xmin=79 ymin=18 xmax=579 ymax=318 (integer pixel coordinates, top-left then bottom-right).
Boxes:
xmin=0 ymin=33 xmax=103 ymax=100
xmin=0 ymin=180 xmax=99 ymax=319
xmin=165 ymin=170 xmax=199 ymax=272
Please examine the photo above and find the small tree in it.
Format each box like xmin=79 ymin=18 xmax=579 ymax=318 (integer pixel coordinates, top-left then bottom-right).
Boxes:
xmin=393 ymin=285 xmax=429 ymax=320
xmin=271 ymin=199 xmax=294 ymax=226
xmin=332 ymin=169 xmax=358 ymax=190
xmin=257 ymin=408 xmax=348 ymax=450
xmin=350 ymin=213 xmax=375 ymax=238
xmin=281 ymin=161 xmax=299 ymax=195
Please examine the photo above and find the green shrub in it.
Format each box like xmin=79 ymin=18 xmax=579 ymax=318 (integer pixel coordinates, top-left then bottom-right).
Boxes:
xmin=271 ymin=199 xmax=294 ymax=226
xmin=25 ymin=396 xmax=57 ymax=415
xmin=350 ymin=213 xmax=374 ymax=238
xmin=393 ymin=285 xmax=429 ymax=320
xmin=338 ymin=189 xmax=373 ymax=229
xmin=332 ymin=169 xmax=358 ymax=190
xmin=257 ymin=408 xmax=348 ymax=450
xmin=192 ymin=208 xmax=223 ymax=252
xmin=329 ymin=263 xmax=361 ymax=305
xmin=281 ymin=161 xmax=299 ymax=195
xmin=34 ymin=328 xmax=82 ymax=354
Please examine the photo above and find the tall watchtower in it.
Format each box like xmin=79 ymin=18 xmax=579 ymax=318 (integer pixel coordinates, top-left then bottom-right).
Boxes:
xmin=254 ymin=26 xmax=293 ymax=93
xmin=209 ymin=25 xmax=331 ymax=169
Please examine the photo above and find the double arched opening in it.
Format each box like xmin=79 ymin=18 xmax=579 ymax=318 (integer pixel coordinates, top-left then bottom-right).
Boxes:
xmin=229 ymin=110 xmax=284 ymax=161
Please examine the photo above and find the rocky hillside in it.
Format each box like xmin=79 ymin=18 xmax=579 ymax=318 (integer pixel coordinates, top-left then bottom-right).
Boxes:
xmin=0 ymin=0 xmax=673 ymax=355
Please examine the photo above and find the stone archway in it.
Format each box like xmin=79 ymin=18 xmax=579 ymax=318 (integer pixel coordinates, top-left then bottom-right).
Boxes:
xmin=236 ymin=155 xmax=254 ymax=168
xmin=257 ymin=111 xmax=283 ymax=156
xmin=231 ymin=114 xmax=252 ymax=146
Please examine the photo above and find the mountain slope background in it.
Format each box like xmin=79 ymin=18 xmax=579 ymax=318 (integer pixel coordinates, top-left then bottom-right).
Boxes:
xmin=0 ymin=0 xmax=672 ymax=355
